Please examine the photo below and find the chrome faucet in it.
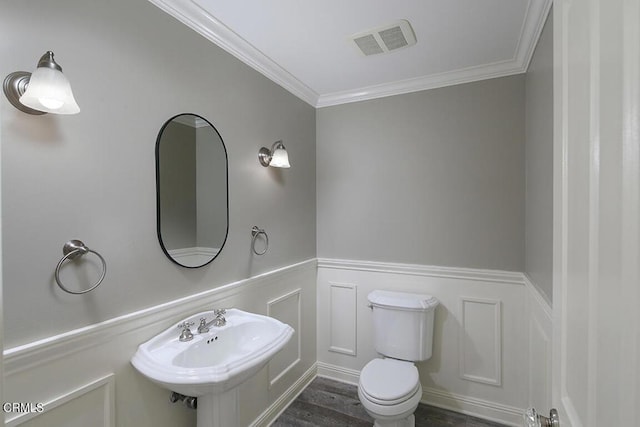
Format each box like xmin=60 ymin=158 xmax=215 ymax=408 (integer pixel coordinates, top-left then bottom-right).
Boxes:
xmin=197 ymin=309 xmax=227 ymax=333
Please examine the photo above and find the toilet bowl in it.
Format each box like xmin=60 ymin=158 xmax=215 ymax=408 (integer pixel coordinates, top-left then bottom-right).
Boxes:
xmin=357 ymin=290 xmax=438 ymax=427
xmin=358 ymin=358 xmax=422 ymax=427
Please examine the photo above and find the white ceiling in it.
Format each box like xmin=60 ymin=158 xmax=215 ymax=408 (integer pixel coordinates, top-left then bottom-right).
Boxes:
xmin=149 ymin=0 xmax=551 ymax=107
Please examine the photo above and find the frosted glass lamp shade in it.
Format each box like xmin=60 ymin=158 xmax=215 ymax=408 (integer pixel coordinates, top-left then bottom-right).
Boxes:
xmin=2 ymin=51 xmax=80 ymax=115
xmin=258 ymin=141 xmax=291 ymax=168
xmin=270 ymin=147 xmax=290 ymax=168
xmin=19 ymin=67 xmax=80 ymax=114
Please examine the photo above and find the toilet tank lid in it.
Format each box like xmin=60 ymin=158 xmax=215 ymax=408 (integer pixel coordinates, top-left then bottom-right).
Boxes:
xmin=368 ymin=290 xmax=439 ymax=311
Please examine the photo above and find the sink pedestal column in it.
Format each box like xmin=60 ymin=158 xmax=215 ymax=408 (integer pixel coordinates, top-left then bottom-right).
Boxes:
xmin=197 ymin=388 xmax=239 ymax=427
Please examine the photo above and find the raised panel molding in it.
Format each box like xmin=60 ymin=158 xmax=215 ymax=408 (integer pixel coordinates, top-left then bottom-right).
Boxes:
xmin=458 ymin=298 xmax=502 ymax=386
xmin=328 ymin=282 xmax=357 ymax=356
xmin=267 ymin=289 xmax=302 ymax=387
xmin=6 ymin=375 xmax=115 ymax=427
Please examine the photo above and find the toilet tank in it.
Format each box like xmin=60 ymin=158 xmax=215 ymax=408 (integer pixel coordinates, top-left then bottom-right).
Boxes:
xmin=368 ymin=290 xmax=439 ymax=362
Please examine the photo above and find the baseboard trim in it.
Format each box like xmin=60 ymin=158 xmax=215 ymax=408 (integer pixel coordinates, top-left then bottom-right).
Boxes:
xmin=317 ymin=258 xmax=525 ymax=285
xmin=250 ymin=362 xmax=318 ymax=427
xmin=421 ymin=387 xmax=524 ymax=427
xmin=316 ymin=361 xmax=360 ymax=386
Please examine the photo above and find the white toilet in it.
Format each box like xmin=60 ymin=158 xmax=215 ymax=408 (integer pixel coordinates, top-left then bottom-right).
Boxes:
xmin=358 ymin=290 xmax=439 ymax=427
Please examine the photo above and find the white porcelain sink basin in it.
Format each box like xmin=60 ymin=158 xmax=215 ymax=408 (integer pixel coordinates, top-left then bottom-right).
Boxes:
xmin=131 ymin=308 xmax=294 ymax=397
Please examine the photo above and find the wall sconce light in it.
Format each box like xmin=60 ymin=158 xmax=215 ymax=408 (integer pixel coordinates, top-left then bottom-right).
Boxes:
xmin=3 ymin=51 xmax=80 ymax=115
xmin=258 ymin=140 xmax=290 ymax=168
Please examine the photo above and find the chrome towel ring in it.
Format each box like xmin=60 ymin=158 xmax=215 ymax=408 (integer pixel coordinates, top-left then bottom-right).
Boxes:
xmin=251 ymin=226 xmax=269 ymax=255
xmin=54 ymin=239 xmax=107 ymax=295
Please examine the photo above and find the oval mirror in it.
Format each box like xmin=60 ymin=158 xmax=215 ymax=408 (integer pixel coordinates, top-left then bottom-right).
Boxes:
xmin=156 ymin=113 xmax=228 ymax=268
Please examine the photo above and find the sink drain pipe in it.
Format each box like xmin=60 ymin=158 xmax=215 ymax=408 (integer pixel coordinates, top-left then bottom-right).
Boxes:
xmin=170 ymin=392 xmax=197 ymax=410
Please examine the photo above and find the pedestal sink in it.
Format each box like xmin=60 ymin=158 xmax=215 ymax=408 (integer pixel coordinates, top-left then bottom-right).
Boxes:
xmin=131 ymin=308 xmax=294 ymax=427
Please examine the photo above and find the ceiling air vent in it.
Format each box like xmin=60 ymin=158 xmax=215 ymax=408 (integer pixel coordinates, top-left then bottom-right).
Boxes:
xmin=351 ymin=19 xmax=417 ymax=56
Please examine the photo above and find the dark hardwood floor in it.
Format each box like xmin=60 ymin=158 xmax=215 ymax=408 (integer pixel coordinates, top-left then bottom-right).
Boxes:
xmin=272 ymin=377 xmax=508 ymax=427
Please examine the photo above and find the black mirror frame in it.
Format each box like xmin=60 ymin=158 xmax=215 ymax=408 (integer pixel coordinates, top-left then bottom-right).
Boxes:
xmin=155 ymin=113 xmax=229 ymax=268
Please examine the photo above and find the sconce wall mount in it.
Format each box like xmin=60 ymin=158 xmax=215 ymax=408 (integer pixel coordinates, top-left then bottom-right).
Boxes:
xmin=3 ymin=51 xmax=80 ymax=115
xmin=3 ymin=71 xmax=45 ymax=115
xmin=259 ymin=140 xmax=290 ymax=168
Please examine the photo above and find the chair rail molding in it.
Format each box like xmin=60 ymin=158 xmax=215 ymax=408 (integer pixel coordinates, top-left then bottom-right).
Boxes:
xmin=317 ymin=258 xmax=525 ymax=285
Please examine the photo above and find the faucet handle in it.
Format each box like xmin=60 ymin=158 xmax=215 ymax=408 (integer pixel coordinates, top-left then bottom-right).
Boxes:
xmin=197 ymin=318 xmax=210 ymax=334
xmin=177 ymin=321 xmax=194 ymax=342
xmin=177 ymin=321 xmax=194 ymax=329
xmin=214 ymin=308 xmax=227 ymax=316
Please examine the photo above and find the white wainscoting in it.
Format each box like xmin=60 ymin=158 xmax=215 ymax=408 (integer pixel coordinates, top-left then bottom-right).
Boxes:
xmin=6 ymin=375 xmax=115 ymax=427
xmin=317 ymin=258 xmax=552 ymax=427
xmin=523 ymin=275 xmax=553 ymax=414
xmin=458 ymin=297 xmax=502 ymax=386
xmin=3 ymin=257 xmax=551 ymax=427
xmin=3 ymin=259 xmax=317 ymax=427
xmin=328 ymin=282 xmax=357 ymax=356
xmin=267 ymin=289 xmax=302 ymax=388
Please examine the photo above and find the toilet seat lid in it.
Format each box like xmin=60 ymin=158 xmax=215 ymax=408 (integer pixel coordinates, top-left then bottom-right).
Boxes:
xmin=359 ymin=359 xmax=419 ymax=404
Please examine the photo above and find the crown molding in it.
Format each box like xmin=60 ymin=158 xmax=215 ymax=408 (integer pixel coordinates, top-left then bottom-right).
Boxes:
xmin=149 ymin=0 xmax=551 ymax=108
xmin=515 ymin=0 xmax=554 ymax=72
xmin=148 ymin=0 xmax=320 ymax=106
xmin=315 ymin=59 xmax=527 ymax=108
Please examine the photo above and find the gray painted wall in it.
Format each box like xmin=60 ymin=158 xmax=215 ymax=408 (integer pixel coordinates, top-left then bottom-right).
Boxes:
xmin=317 ymin=76 xmax=525 ymax=271
xmin=1 ymin=0 xmax=316 ymax=347
xmin=525 ymin=10 xmax=554 ymax=304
